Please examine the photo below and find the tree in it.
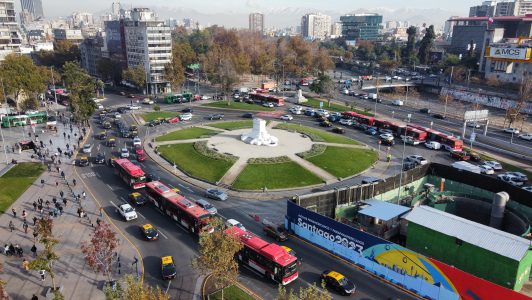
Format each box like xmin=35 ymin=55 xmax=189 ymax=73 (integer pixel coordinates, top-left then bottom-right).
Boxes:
xmin=313 ymin=48 xmax=335 ymax=75
xmin=97 ymin=58 xmax=123 ymax=84
xmin=276 ymin=282 xmax=332 ymax=300
xmin=403 ymin=26 xmax=417 ymax=65
xmin=122 ymin=66 xmax=146 ymax=89
xmin=505 ymin=75 xmax=532 ymax=127
xmin=29 ymin=217 xmax=61 ymax=293
xmin=62 ymin=61 xmax=96 ymax=124
xmin=355 ymin=41 xmax=374 ymax=61
xmin=192 ymin=219 xmax=243 ymax=300
xmin=164 ymin=49 xmax=186 ymax=92
xmin=418 ymin=25 xmax=436 ymax=65
xmin=81 ymin=222 xmax=119 ymax=283
xmin=0 ymin=54 xmax=46 ymax=109
xmin=104 ymin=275 xmax=169 ymax=300
xmin=309 ymin=74 xmax=335 ymax=106
xmin=36 ymin=40 xmax=81 ymax=68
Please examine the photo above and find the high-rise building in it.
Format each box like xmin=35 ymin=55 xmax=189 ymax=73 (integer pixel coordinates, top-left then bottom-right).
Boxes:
xmin=0 ymin=0 xmax=23 ymax=60
xmin=469 ymin=1 xmax=497 ymax=17
xmin=515 ymin=0 xmax=532 ymax=15
xmin=20 ymin=0 xmax=43 ymax=20
xmin=112 ymin=1 xmax=121 ymax=18
xmin=443 ymin=16 xmax=460 ymax=40
xmin=249 ymin=12 xmax=264 ymax=34
xmin=71 ymin=12 xmax=94 ymax=27
xmin=331 ymin=22 xmax=342 ymax=37
xmin=19 ymin=9 xmax=33 ymax=25
xmin=340 ymin=14 xmax=383 ymax=44
xmin=301 ymin=12 xmax=331 ymax=40
xmin=124 ymin=8 xmax=172 ymax=94
xmin=495 ymin=1 xmax=518 ymax=16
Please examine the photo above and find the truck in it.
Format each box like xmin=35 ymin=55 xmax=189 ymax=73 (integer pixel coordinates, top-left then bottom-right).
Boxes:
xmin=368 ymin=93 xmax=377 ymax=100
xmin=261 ymin=82 xmax=276 ymax=91
xmin=451 ymin=161 xmax=481 ymax=174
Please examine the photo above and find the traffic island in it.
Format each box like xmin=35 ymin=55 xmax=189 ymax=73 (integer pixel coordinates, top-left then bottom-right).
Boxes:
xmin=203 ymin=275 xmax=256 ymax=300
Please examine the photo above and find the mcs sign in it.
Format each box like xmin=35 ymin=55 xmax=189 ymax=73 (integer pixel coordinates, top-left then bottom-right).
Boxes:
xmin=489 ymin=47 xmax=528 ymax=60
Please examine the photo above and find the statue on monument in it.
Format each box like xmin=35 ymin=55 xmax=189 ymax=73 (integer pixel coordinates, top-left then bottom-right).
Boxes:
xmin=241 ymin=118 xmax=279 ymax=146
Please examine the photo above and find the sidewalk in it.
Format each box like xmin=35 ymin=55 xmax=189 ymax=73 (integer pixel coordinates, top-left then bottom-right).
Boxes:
xmin=0 ymin=123 xmax=139 ymax=299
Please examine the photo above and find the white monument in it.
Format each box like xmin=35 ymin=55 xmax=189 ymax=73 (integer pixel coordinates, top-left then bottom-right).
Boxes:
xmin=241 ymin=118 xmax=278 ymax=146
xmin=295 ymin=89 xmax=307 ymax=103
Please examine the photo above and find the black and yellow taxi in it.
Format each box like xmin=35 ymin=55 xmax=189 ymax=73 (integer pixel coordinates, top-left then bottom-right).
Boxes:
xmin=129 ymin=125 xmax=138 ymax=135
xmin=139 ymin=223 xmax=159 ymax=241
xmin=281 ymin=246 xmax=302 ymax=265
xmin=97 ymin=131 xmax=107 ymax=140
xmin=320 ymin=270 xmax=356 ymax=296
xmin=76 ymin=156 xmax=89 ymax=167
xmin=102 ymin=121 xmax=112 ymax=129
xmin=107 ymin=138 xmax=116 ymax=147
xmin=161 ymin=256 xmax=177 ymax=280
xmin=129 ymin=192 xmax=148 ymax=206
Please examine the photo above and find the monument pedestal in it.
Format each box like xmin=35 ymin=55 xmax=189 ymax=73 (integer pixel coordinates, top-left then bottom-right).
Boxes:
xmin=241 ymin=118 xmax=278 ymax=146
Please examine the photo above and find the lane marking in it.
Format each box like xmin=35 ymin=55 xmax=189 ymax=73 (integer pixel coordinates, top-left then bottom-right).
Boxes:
xmin=109 ymin=200 xmax=118 ymax=208
xmin=119 ymin=197 xmax=127 ymax=203
xmin=106 ymin=184 xmax=114 ymax=190
xmin=165 ymin=281 xmax=172 ymax=295
xmin=157 ymin=229 xmax=168 ymax=239
xmin=138 ymin=212 xmax=146 ymax=219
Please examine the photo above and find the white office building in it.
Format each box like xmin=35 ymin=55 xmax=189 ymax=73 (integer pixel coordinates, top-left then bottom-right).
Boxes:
xmin=0 ymin=0 xmax=23 ymax=61
xmin=124 ymin=8 xmax=172 ymax=94
xmin=301 ymin=12 xmax=331 ymax=40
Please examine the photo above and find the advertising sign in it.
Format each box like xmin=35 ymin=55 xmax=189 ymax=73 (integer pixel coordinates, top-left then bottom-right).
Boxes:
xmin=489 ymin=47 xmax=528 ymax=60
xmin=464 ymin=110 xmax=489 ymax=122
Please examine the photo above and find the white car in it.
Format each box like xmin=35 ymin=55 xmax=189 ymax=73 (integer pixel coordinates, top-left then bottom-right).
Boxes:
xmin=401 ymin=136 xmax=421 ymax=145
xmin=280 ymin=114 xmax=293 ymax=121
xmin=479 ymin=165 xmax=495 ymax=175
xmin=518 ymin=133 xmax=532 ymax=141
xmin=424 ymin=141 xmax=441 ymax=150
xmin=497 ymin=174 xmax=524 ymax=186
xmin=127 ymin=104 xmax=141 ymax=110
xmin=290 ymin=107 xmax=302 ymax=115
xmin=339 ymin=119 xmax=353 ymax=126
xmin=201 ymin=95 xmax=212 ymax=100
xmin=316 ymin=109 xmax=329 ymax=117
xmin=504 ymin=172 xmax=528 ymax=182
xmin=392 ymin=100 xmax=404 ymax=106
xmin=262 ymin=102 xmax=274 ymax=108
xmin=120 ymin=148 xmax=129 ymax=158
xmin=503 ymin=128 xmax=519 ymax=134
xmin=96 ymin=103 xmax=104 ymax=109
xmin=133 ymin=137 xmax=141 ymax=146
xmin=82 ymin=144 xmax=92 ymax=153
xmin=523 ymin=186 xmax=532 ymax=192
xmin=142 ymin=98 xmax=154 ymax=105
xmin=484 ymin=160 xmax=502 ymax=171
xmin=467 ymin=122 xmax=481 ymax=128
xmin=180 ymin=113 xmax=192 ymax=121
xmin=405 ymin=155 xmax=428 ymax=165
xmin=226 ymin=219 xmax=246 ymax=231
xmin=379 ymin=133 xmax=394 ymax=141
xmin=118 ymin=204 xmax=138 ymax=221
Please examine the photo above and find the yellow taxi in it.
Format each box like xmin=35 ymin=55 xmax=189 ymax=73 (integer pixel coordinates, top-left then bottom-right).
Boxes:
xmin=76 ymin=156 xmax=89 ymax=167
xmin=128 ymin=192 xmax=148 ymax=206
xmin=171 ymin=187 xmax=181 ymax=193
xmin=320 ymin=270 xmax=356 ymax=296
xmin=161 ymin=256 xmax=177 ymax=280
xmin=107 ymin=138 xmax=116 ymax=147
xmin=139 ymin=224 xmax=159 ymax=241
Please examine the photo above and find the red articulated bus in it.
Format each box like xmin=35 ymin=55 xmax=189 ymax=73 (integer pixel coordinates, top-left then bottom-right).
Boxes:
xmin=145 ymin=181 xmax=214 ymax=234
xmin=114 ymin=158 xmax=146 ymax=189
xmin=342 ymin=112 xmax=375 ymax=126
xmin=404 ymin=126 xmax=427 ymax=141
xmin=374 ymin=119 xmax=405 ymax=136
xmin=408 ymin=124 xmax=463 ymax=150
xmin=249 ymin=93 xmax=285 ymax=106
xmin=224 ymin=226 xmax=299 ymax=285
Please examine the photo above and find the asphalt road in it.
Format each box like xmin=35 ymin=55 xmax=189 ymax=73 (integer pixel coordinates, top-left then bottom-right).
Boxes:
xmin=75 ymin=102 xmax=421 ymax=300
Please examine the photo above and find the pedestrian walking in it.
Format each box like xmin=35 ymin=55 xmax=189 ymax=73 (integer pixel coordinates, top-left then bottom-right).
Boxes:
xmin=96 ymin=218 xmax=101 ymax=226
xmin=22 ymin=210 xmax=27 ymax=220
xmin=57 ymin=158 xmax=61 ymax=165
xmin=8 ymin=220 xmax=15 ymax=232
xmin=38 ymin=198 xmax=43 ymax=205
xmin=66 ymin=143 xmax=70 ymax=150
xmin=47 ymin=164 xmax=51 ymax=172
xmin=31 ymin=244 xmax=37 ymax=257
xmin=32 ymin=294 xmax=38 ymax=300
xmin=55 ymin=166 xmax=59 ymax=172
xmin=39 ymin=140 xmax=44 ymax=148
xmin=33 ymin=216 xmax=37 ymax=226
xmin=37 ymin=203 xmax=43 ymax=212
xmin=22 ymin=258 xmax=30 ymax=272
xmin=58 ymin=206 xmax=63 ymax=216
xmin=39 ymin=269 xmax=46 ymax=281
xmin=63 ymin=132 xmax=66 ymax=139
xmin=32 ymin=230 xmax=38 ymax=242
xmin=45 ymin=200 xmax=50 ymax=208
xmin=40 ymin=179 xmax=45 ymax=187
xmin=12 ymin=208 xmax=16 ymax=218
xmin=67 ymin=134 xmax=71 ymax=140
xmin=23 ymin=222 xmax=28 ymax=234
xmin=61 ymin=171 xmax=65 ymax=179
xmin=59 ymin=191 xmax=64 ymax=198
xmin=73 ymin=179 xmax=77 ymax=186
xmin=52 ymin=197 xmax=57 ymax=204
xmin=49 ymin=139 xmax=52 ymax=145
xmin=82 ymin=191 xmax=86 ymax=199
xmin=32 ymin=201 xmax=37 ymax=211
xmin=62 ymin=198 xmax=67 ymax=207
xmin=55 ymin=181 xmax=59 ymax=187
xmin=99 ymin=206 xmax=103 ymax=217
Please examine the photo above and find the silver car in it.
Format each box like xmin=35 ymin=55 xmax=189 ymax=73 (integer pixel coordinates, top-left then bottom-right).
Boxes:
xmin=205 ymin=189 xmax=228 ymax=201
xmin=195 ymin=199 xmax=217 ymax=215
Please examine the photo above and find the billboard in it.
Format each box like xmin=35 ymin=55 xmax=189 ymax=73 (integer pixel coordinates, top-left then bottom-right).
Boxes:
xmin=286 ymin=201 xmax=529 ymax=300
xmin=464 ymin=110 xmax=489 ymax=122
xmin=489 ymin=47 xmax=528 ymax=60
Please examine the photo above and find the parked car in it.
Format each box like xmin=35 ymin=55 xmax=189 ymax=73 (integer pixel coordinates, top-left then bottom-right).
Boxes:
xmin=523 ymin=186 xmax=532 ymax=193
xmin=280 ymin=114 xmax=293 ymax=121
xmin=195 ymin=199 xmax=217 ymax=215
xmin=479 ymin=165 xmax=495 ymax=175
xmin=424 ymin=141 xmax=441 ymax=150
xmin=497 ymin=174 xmax=524 ymax=186
xmin=503 ymin=128 xmax=519 ymax=134
xmin=405 ymin=155 xmax=428 ymax=165
xmin=205 ymin=189 xmax=228 ymax=201
xmin=320 ymin=270 xmax=356 ymax=296
xmin=450 ymin=150 xmax=470 ymax=161
xmin=518 ymin=133 xmax=532 ymax=141
xmin=484 ymin=160 xmax=502 ymax=171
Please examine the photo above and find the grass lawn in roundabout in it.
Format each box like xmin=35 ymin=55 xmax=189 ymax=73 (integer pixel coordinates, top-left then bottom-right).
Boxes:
xmin=232 ymin=160 xmax=323 ymax=190
xmin=155 ymin=127 xmax=217 ymax=142
xmin=306 ymin=146 xmax=377 ymax=178
xmin=207 ymin=120 xmax=253 ymax=130
xmin=158 ymin=143 xmax=234 ymax=183
xmin=141 ymin=111 xmax=178 ymax=122
xmin=203 ymin=100 xmax=274 ymax=111
xmin=274 ymin=123 xmax=360 ymax=145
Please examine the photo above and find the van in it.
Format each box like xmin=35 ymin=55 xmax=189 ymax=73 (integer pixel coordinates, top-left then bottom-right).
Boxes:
xmin=392 ymin=100 xmax=404 ymax=106
xmin=424 ymin=141 xmax=441 ymax=150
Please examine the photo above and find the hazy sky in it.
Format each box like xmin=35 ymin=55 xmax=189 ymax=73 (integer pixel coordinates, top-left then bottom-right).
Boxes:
xmin=26 ymin=0 xmax=481 ymax=18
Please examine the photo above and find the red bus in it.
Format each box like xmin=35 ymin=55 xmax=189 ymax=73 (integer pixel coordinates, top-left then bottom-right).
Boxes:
xmin=404 ymin=126 xmax=427 ymax=141
xmin=408 ymin=124 xmax=463 ymax=150
xmin=114 ymin=158 xmax=146 ymax=189
xmin=249 ymin=93 xmax=285 ymax=106
xmin=374 ymin=119 xmax=405 ymax=135
xmin=342 ymin=112 xmax=375 ymax=126
xmin=224 ymin=226 xmax=299 ymax=285
xmin=145 ymin=181 xmax=214 ymax=234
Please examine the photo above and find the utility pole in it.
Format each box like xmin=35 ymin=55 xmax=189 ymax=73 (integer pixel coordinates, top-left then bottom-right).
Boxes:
xmin=51 ymin=66 xmax=58 ymax=115
xmin=374 ymin=76 xmax=380 ymax=116
xmin=444 ymin=66 xmax=454 ymax=118
xmin=0 ymin=79 xmax=10 ymax=164
xmin=397 ymin=114 xmax=412 ymax=204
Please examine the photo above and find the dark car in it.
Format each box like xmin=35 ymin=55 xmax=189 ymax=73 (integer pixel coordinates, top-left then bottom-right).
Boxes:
xmin=467 ymin=152 xmax=482 ymax=162
xmin=450 ymin=150 xmax=470 ymax=161
xmin=332 ymin=126 xmax=345 ymax=134
xmin=117 ymin=107 xmax=128 ymax=114
xmin=161 ymin=256 xmax=177 ymax=280
xmin=365 ymin=127 xmax=378 ymax=135
xmin=379 ymin=138 xmax=395 ymax=146
xmin=107 ymin=138 xmax=116 ymax=147
xmin=207 ymin=114 xmax=224 ymax=120
xmin=242 ymin=113 xmax=253 ymax=118
xmin=361 ymin=176 xmax=383 ymax=184
xmin=102 ymin=121 xmax=112 ymax=129
xmin=121 ymin=130 xmax=131 ymax=138
xmin=148 ymin=119 xmax=161 ymax=127
xmin=129 ymin=192 xmax=148 ymax=206
xmin=140 ymin=224 xmax=159 ymax=241
xmin=433 ymin=113 xmax=446 ymax=119
xmin=263 ymin=222 xmax=288 ymax=242
xmin=181 ymin=107 xmax=193 ymax=113
xmin=94 ymin=153 xmax=105 ymax=164
xmin=319 ymin=121 xmax=332 ymax=127
xmin=127 ymin=94 xmax=136 ymax=98
xmin=419 ymin=108 xmax=431 ymax=114
xmin=146 ymin=173 xmax=160 ymax=182
xmin=320 ymin=270 xmax=356 ymax=296
xmin=96 ymin=131 xmax=107 ymax=140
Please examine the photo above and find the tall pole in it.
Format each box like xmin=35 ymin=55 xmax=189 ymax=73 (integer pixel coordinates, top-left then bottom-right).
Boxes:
xmin=374 ymin=77 xmax=380 ymax=116
xmin=397 ymin=114 xmax=411 ymax=204
xmin=51 ymin=67 xmax=58 ymax=115
xmin=0 ymin=79 xmax=10 ymax=164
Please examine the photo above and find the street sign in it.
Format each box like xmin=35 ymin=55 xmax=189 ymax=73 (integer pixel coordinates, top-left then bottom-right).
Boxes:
xmin=320 ymin=101 xmax=323 ymax=108
xmin=470 ymin=132 xmax=476 ymax=141
xmin=464 ymin=110 xmax=489 ymax=122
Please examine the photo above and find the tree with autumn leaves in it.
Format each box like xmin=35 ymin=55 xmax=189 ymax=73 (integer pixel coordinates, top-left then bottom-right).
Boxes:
xmin=81 ymin=222 xmax=119 ymax=284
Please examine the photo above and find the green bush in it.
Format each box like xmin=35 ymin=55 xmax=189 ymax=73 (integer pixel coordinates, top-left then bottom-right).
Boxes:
xmin=247 ymin=156 xmax=291 ymax=164
xmin=194 ymin=141 xmax=238 ymax=163
xmin=153 ymin=104 xmax=160 ymax=111
xmin=297 ymin=144 xmax=327 ymax=159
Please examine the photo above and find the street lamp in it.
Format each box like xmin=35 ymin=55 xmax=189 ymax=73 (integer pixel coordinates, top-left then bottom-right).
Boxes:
xmin=430 ymin=121 xmax=434 ymax=129
xmin=397 ymin=113 xmax=412 ymax=204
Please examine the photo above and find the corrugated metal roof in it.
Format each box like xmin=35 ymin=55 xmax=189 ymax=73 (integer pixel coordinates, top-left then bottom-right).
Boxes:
xmin=358 ymin=200 xmax=411 ymax=221
xmin=404 ymin=206 xmax=531 ymax=261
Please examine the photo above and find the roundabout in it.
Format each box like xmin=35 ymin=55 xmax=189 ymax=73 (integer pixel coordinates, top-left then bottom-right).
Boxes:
xmin=154 ymin=119 xmax=378 ymax=191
